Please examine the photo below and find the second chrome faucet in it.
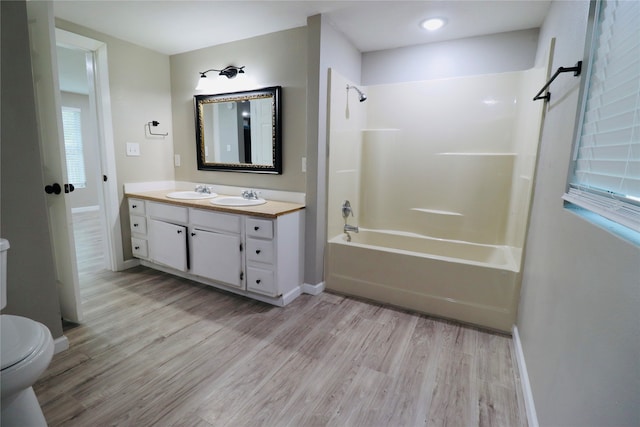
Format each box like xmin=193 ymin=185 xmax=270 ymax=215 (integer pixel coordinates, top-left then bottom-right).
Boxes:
xmin=342 ymin=200 xmax=359 ymax=241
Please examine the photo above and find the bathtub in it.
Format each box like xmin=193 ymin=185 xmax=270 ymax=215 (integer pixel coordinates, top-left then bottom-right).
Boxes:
xmin=326 ymin=229 xmax=522 ymax=332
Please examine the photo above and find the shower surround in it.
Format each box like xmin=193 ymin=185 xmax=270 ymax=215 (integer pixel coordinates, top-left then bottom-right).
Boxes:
xmin=326 ymin=68 xmax=546 ymax=332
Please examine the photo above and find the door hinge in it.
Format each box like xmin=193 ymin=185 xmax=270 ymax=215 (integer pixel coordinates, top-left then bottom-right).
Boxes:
xmin=240 ymin=243 xmax=243 ymax=252
xmin=240 ymin=271 xmax=244 ymax=281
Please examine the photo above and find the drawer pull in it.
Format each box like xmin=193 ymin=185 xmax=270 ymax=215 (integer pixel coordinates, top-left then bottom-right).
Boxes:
xmin=256 ymin=279 xmax=261 ymax=284
xmin=256 ymin=249 xmax=261 ymax=254
xmin=254 ymin=226 xmax=260 ymax=231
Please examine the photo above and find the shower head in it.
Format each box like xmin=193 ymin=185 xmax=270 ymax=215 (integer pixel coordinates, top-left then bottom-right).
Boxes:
xmin=347 ymin=84 xmax=367 ymax=102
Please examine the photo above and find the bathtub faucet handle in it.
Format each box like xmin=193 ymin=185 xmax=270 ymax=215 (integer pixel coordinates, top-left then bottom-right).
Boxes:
xmin=342 ymin=200 xmax=354 ymax=219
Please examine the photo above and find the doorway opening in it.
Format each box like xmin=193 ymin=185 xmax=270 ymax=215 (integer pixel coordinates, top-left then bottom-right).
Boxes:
xmin=55 ymin=29 xmax=126 ymax=315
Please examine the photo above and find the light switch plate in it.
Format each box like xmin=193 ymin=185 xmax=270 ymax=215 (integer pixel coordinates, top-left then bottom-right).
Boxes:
xmin=126 ymin=142 xmax=140 ymax=156
xmin=174 ymin=154 xmax=181 ymax=167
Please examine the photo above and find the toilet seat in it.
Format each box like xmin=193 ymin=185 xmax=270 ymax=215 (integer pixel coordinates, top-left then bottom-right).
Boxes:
xmin=1 ymin=315 xmax=47 ymax=371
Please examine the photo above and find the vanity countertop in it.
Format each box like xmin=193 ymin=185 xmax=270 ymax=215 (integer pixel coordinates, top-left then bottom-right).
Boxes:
xmin=126 ymin=190 xmax=305 ymax=219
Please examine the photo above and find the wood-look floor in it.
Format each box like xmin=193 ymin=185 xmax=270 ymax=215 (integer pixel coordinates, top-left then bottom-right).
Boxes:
xmin=34 ymin=212 xmax=528 ymax=426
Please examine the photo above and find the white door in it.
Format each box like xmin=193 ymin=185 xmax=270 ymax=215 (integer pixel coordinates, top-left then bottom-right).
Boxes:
xmin=27 ymin=1 xmax=83 ymax=322
xmin=250 ymin=98 xmax=273 ymax=164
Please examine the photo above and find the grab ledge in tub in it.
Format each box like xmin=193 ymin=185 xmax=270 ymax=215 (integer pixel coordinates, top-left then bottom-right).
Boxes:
xmin=411 ymin=208 xmax=463 ymax=216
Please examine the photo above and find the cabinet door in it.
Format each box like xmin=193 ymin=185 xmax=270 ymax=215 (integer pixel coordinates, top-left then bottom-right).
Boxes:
xmin=190 ymin=228 xmax=242 ymax=288
xmin=149 ymin=219 xmax=188 ymax=271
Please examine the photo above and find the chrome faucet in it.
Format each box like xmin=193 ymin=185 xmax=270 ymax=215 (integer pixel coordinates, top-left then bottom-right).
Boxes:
xmin=342 ymin=200 xmax=359 ymax=242
xmin=241 ymin=189 xmax=259 ymax=200
xmin=195 ymin=185 xmax=212 ymax=194
xmin=344 ymin=223 xmax=359 ymax=233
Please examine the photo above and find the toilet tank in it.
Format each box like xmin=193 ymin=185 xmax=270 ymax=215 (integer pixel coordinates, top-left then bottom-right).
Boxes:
xmin=1 ymin=238 xmax=10 ymax=310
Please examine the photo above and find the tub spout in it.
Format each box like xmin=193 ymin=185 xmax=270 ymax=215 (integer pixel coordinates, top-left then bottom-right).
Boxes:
xmin=344 ymin=224 xmax=359 ymax=233
xmin=344 ymin=224 xmax=359 ymax=242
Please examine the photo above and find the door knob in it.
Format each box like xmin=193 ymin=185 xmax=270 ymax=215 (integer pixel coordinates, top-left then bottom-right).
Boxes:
xmin=64 ymin=183 xmax=75 ymax=193
xmin=44 ymin=183 xmax=62 ymax=194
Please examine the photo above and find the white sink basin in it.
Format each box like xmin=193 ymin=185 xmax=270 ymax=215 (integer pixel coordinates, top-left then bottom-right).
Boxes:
xmin=210 ymin=196 xmax=267 ymax=206
xmin=166 ymin=191 xmax=217 ymax=200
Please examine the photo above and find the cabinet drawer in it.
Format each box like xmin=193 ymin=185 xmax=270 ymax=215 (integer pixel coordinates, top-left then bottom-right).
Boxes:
xmin=246 ymin=238 xmax=275 ymax=264
xmin=131 ymin=238 xmax=148 ymax=258
xmin=246 ymin=266 xmax=277 ymax=296
xmin=246 ymin=218 xmax=273 ymax=239
xmin=128 ymin=198 xmax=146 ymax=215
xmin=130 ymin=215 xmax=147 ymax=235
xmin=147 ymin=202 xmax=188 ymax=224
xmin=190 ymin=208 xmax=241 ymax=234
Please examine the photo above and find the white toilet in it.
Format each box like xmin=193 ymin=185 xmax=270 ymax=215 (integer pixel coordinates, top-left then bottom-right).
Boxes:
xmin=1 ymin=238 xmax=54 ymax=427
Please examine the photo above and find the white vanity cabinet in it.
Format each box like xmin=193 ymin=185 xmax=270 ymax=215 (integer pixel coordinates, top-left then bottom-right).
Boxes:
xmin=128 ymin=198 xmax=148 ymax=259
xmin=243 ymin=213 xmax=303 ymax=299
xmin=189 ymin=209 xmax=242 ymax=289
xmin=147 ymin=202 xmax=189 ymax=272
xmin=127 ymin=196 xmax=305 ymax=306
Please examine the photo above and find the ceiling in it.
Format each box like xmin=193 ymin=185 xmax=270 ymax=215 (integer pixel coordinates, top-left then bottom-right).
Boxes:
xmin=52 ymin=1 xmax=551 ymax=56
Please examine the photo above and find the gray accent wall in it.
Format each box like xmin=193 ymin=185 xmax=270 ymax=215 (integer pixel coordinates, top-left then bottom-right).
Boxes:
xmin=304 ymin=14 xmax=362 ymax=286
xmin=1 ymin=0 xmax=64 ymax=339
xmin=169 ymin=27 xmax=307 ymax=192
xmin=518 ymin=1 xmax=640 ymax=426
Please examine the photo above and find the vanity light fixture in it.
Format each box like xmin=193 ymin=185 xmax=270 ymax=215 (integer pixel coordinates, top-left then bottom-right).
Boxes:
xmin=420 ymin=17 xmax=446 ymax=31
xmin=199 ymin=65 xmax=245 ymax=80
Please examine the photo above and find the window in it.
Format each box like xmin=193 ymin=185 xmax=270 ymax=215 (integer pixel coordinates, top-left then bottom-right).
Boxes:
xmin=564 ymin=0 xmax=640 ymax=233
xmin=61 ymin=106 xmax=87 ymax=189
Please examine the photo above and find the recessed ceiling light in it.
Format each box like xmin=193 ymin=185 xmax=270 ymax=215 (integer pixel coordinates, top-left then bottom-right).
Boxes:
xmin=420 ymin=18 xmax=446 ymax=31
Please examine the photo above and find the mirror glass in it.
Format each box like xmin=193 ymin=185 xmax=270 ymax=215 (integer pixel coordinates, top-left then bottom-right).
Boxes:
xmin=195 ymin=86 xmax=282 ymax=174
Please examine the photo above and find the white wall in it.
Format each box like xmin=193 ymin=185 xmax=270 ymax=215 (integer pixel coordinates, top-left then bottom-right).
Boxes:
xmin=362 ymin=28 xmax=539 ymax=85
xmin=517 ymin=1 xmax=640 ymax=426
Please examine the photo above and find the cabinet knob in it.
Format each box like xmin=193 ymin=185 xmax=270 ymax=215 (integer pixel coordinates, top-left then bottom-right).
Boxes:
xmin=191 ymin=232 xmax=196 ymax=237
xmin=254 ymin=226 xmax=260 ymax=231
xmin=256 ymin=249 xmax=261 ymax=254
xmin=256 ymin=279 xmax=261 ymax=284
xmin=177 ymin=230 xmax=182 ymax=234
xmin=133 ymin=223 xmax=139 ymax=227
xmin=132 ymin=204 xmax=137 ymax=208
xmin=134 ymin=246 xmax=140 ymax=250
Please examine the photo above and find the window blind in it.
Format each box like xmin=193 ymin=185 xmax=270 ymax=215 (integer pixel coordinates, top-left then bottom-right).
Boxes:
xmin=565 ymin=0 xmax=640 ymax=232
xmin=61 ymin=106 xmax=87 ymax=189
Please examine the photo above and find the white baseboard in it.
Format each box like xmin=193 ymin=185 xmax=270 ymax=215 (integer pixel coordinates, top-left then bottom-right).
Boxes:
xmin=281 ymin=286 xmax=303 ymax=306
xmin=53 ymin=335 xmax=69 ymax=354
xmin=71 ymin=205 xmax=100 ymax=213
xmin=302 ymin=281 xmax=325 ymax=295
xmin=120 ymin=258 xmax=141 ymax=271
xmin=512 ymin=325 xmax=539 ymax=427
